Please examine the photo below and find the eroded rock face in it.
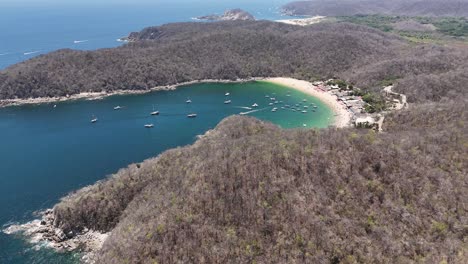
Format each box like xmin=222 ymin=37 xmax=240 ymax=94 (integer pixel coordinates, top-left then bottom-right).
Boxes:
xmin=2 ymin=209 xmax=108 ymax=262
xmin=196 ymin=9 xmax=255 ymax=21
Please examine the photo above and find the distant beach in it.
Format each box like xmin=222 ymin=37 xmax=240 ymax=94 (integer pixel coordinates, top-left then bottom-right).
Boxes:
xmin=276 ymin=16 xmax=326 ymax=26
xmin=0 ymin=77 xmax=351 ymax=127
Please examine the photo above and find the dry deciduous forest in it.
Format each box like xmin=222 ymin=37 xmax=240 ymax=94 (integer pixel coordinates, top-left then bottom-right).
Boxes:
xmin=54 ymin=103 xmax=467 ymax=263
xmin=283 ymin=0 xmax=468 ymax=17
xmin=1 ymin=21 xmax=467 ymax=105
xmin=1 ymin=18 xmax=467 ymax=263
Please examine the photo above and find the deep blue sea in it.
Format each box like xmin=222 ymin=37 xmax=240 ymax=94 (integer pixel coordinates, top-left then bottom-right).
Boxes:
xmin=0 ymin=0 xmax=295 ymax=70
xmin=0 ymin=1 xmax=309 ymax=263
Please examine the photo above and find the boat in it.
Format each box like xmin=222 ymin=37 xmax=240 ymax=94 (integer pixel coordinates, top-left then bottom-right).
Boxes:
xmin=302 ymin=110 xmax=308 ymax=113
xmin=303 ymin=124 xmax=307 ymax=127
xmin=144 ymin=124 xmax=154 ymax=128
xmin=186 ymin=99 xmax=192 ymax=104
xmin=272 ymin=107 xmax=278 ymax=112
xmin=252 ymin=103 xmax=259 ymax=107
xmin=269 ymin=103 xmax=274 ymax=106
xmin=91 ymin=117 xmax=98 ymax=123
xmin=303 ymin=99 xmax=307 ymax=102
xmin=240 ymin=112 xmax=248 ymax=115
xmin=265 ymin=95 xmax=270 ymax=98
xmin=303 ymin=106 xmax=309 ymax=109
xmin=270 ymin=97 xmax=276 ymax=101
xmin=314 ymin=106 xmax=318 ymax=108
xmin=114 ymin=106 xmax=122 ymax=110
xmin=187 ymin=113 xmax=197 ymax=118
xmin=274 ymin=101 xmax=279 ymax=104
xmin=286 ymin=94 xmax=291 ymax=97
xmin=53 ymin=105 xmax=57 ymax=108
xmin=224 ymin=100 xmax=232 ymax=104
xmin=225 ymin=92 xmax=230 ymax=96
xmin=150 ymin=105 xmax=160 ymax=115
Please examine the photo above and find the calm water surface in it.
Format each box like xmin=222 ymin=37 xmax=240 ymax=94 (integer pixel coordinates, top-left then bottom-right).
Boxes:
xmin=0 ymin=81 xmax=333 ymax=263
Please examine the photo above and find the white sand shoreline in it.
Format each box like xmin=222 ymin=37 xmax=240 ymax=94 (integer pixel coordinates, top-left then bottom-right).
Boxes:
xmin=0 ymin=77 xmax=351 ymax=127
xmin=262 ymin=78 xmax=352 ymax=128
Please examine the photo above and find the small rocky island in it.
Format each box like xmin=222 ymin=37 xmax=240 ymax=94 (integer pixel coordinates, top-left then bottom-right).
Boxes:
xmin=196 ymin=8 xmax=255 ymax=21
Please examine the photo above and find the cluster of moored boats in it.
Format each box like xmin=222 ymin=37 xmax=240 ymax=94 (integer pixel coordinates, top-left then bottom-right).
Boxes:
xmin=240 ymin=92 xmax=319 ymax=115
xmin=88 ymin=91 xmax=318 ymax=128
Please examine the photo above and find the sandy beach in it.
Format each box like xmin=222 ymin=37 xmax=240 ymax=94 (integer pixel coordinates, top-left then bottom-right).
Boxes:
xmin=276 ymin=16 xmax=326 ymax=26
xmin=263 ymin=77 xmax=352 ymax=128
xmin=0 ymin=76 xmax=351 ymax=127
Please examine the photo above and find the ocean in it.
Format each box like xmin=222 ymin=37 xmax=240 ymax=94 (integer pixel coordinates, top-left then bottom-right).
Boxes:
xmin=0 ymin=1 xmax=309 ymax=263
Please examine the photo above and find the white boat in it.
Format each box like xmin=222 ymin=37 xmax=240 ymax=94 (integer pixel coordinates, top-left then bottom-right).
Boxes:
xmin=303 ymin=106 xmax=309 ymax=108
xmin=144 ymin=124 xmax=154 ymax=128
xmin=91 ymin=115 xmax=98 ymax=123
xmin=286 ymin=94 xmax=291 ymax=97
xmin=274 ymin=101 xmax=279 ymax=104
xmin=252 ymin=103 xmax=259 ymax=107
xmin=224 ymin=100 xmax=232 ymax=104
xmin=186 ymin=99 xmax=192 ymax=104
xmin=240 ymin=112 xmax=248 ymax=115
xmin=303 ymin=99 xmax=307 ymax=102
xmin=225 ymin=92 xmax=230 ymax=96
xmin=270 ymin=97 xmax=276 ymax=101
xmin=150 ymin=105 xmax=159 ymax=115
xmin=302 ymin=110 xmax=308 ymax=113
xmin=269 ymin=103 xmax=274 ymax=106
xmin=53 ymin=105 xmax=57 ymax=108
xmin=272 ymin=107 xmax=278 ymax=112
xmin=303 ymin=124 xmax=307 ymax=127
xmin=187 ymin=113 xmax=197 ymax=118
xmin=265 ymin=95 xmax=270 ymax=98
xmin=114 ymin=106 xmax=122 ymax=110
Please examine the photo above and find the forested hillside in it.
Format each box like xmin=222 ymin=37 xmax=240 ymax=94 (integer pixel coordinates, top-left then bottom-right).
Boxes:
xmin=283 ymin=0 xmax=468 ymax=17
xmin=53 ymin=102 xmax=467 ymax=263
xmin=1 ymin=20 xmax=467 ymax=106
xmin=3 ymin=18 xmax=465 ymax=263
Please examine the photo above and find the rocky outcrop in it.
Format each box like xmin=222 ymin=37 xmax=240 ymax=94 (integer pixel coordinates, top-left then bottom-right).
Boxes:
xmin=196 ymin=9 xmax=255 ymax=21
xmin=3 ymin=209 xmax=108 ymax=263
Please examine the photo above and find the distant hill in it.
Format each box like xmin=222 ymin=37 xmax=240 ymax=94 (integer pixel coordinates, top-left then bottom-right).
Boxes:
xmin=196 ymin=8 xmax=255 ymax=21
xmin=283 ymin=0 xmax=468 ymax=17
xmin=1 ymin=20 xmax=467 ymax=104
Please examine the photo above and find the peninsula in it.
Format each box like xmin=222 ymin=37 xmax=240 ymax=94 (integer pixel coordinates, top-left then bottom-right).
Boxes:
xmin=195 ymin=8 xmax=255 ymax=21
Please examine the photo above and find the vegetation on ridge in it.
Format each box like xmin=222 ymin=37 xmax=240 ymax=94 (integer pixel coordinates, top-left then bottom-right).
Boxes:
xmin=53 ymin=102 xmax=467 ymax=263
xmin=1 ymin=20 xmax=468 ymax=105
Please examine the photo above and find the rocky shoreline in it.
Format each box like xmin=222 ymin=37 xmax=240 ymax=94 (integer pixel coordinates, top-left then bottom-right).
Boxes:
xmin=3 ymin=209 xmax=108 ymax=263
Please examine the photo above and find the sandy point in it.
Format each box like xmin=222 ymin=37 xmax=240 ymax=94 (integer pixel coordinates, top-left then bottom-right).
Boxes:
xmin=262 ymin=77 xmax=352 ymax=128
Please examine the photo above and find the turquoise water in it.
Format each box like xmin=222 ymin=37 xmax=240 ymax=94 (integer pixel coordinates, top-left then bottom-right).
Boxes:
xmin=0 ymin=81 xmax=333 ymax=263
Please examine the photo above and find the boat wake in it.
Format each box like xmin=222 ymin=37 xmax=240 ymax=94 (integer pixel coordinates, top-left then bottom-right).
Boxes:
xmin=239 ymin=107 xmax=268 ymax=115
xmin=23 ymin=51 xmax=40 ymax=56
xmin=73 ymin=40 xmax=89 ymax=44
xmin=236 ymin=106 xmax=253 ymax=110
